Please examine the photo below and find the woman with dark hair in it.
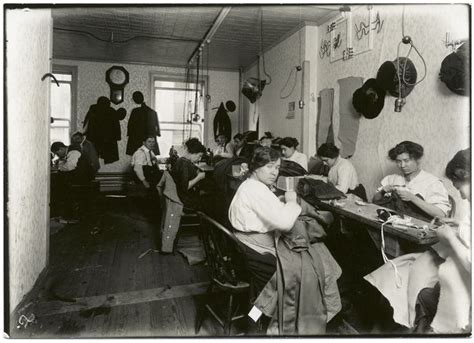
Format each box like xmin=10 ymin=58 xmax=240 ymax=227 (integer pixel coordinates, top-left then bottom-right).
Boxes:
xmin=171 ymin=137 xmax=207 ymax=209
xmin=373 ymin=141 xmax=451 ymax=219
xmin=279 ymin=137 xmax=308 ymax=171
xmin=228 ymin=147 xmax=300 ymax=291
xmin=317 ymin=143 xmax=366 ymax=200
xmin=365 ymin=148 xmax=470 ymax=333
xmin=228 ymin=146 xmax=341 ymax=334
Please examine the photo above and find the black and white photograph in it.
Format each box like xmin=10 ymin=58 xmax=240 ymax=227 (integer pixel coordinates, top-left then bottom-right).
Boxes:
xmin=3 ymin=1 xmax=471 ymax=338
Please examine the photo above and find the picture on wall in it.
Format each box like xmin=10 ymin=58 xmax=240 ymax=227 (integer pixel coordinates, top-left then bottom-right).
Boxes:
xmin=352 ymin=5 xmax=374 ymax=56
xmin=329 ymin=14 xmax=353 ymax=63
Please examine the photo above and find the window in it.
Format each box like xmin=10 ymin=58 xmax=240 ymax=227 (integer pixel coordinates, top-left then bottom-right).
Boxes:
xmin=152 ymin=75 xmax=205 ymax=157
xmin=50 ymin=66 xmax=77 ymax=145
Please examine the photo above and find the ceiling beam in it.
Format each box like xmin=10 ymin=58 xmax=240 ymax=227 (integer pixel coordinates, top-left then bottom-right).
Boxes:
xmin=187 ymin=6 xmax=232 ymax=65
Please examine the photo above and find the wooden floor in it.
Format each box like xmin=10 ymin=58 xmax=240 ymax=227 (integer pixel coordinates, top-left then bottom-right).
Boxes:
xmin=9 ymin=198 xmax=227 ymax=338
xmin=9 ymin=197 xmax=409 ymax=338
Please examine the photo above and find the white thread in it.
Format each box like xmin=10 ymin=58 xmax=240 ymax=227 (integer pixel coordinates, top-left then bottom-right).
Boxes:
xmin=380 ymin=217 xmax=403 ymax=288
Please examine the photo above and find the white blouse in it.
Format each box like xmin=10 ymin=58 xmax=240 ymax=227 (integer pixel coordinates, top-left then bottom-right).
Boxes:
xmin=228 ymin=178 xmax=301 ymax=254
xmin=327 ymin=156 xmax=359 ymax=193
xmin=284 ymin=150 xmax=308 ymax=171
xmin=379 ymin=170 xmax=451 ymax=215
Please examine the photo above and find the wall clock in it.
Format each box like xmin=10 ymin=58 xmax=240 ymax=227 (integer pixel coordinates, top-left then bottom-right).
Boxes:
xmin=106 ymin=66 xmax=129 ymax=105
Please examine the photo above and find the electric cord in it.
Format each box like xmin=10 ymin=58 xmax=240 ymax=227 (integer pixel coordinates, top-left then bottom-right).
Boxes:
xmin=380 ymin=218 xmax=403 ymax=288
xmin=260 ymin=8 xmax=272 ymax=85
xmin=280 ymin=67 xmax=300 ymax=99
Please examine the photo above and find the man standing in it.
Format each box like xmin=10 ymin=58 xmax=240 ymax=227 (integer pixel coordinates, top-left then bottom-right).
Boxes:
xmin=126 ymin=91 xmax=161 ymax=156
xmin=131 ymin=135 xmax=162 ymax=190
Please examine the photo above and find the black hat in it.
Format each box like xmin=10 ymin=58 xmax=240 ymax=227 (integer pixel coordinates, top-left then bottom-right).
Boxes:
xmin=376 ymin=57 xmax=417 ymax=98
xmin=439 ymin=43 xmax=470 ymax=96
xmin=225 ymin=100 xmax=236 ymax=112
xmin=352 ymin=78 xmax=386 ymax=119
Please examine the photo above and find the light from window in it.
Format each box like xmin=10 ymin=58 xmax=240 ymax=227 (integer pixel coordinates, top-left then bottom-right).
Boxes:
xmin=50 ymin=72 xmax=73 ymax=145
xmin=154 ymin=79 xmax=204 ymax=157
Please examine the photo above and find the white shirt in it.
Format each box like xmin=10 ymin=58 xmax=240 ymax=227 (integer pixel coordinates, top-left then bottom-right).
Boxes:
xmin=379 ymin=170 xmax=451 ymax=215
xmin=131 ymin=145 xmax=156 ymax=181
xmin=229 ymin=178 xmax=301 ymax=254
xmin=284 ymin=150 xmax=308 ymax=171
xmin=58 ymin=148 xmax=81 ymax=172
xmin=328 ymin=156 xmax=359 ymax=193
xmin=211 ymin=142 xmax=233 ymax=158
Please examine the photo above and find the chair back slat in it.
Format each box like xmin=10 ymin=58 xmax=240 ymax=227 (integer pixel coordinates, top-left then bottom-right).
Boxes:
xmin=198 ymin=212 xmax=247 ymax=286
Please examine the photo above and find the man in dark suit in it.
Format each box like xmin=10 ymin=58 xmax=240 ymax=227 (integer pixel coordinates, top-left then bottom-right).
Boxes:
xmin=71 ymin=131 xmax=100 ymax=177
xmin=126 ymin=91 xmax=161 ymax=156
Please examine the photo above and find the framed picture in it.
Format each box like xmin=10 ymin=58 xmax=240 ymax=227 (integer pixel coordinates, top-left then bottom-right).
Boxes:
xmin=319 ymin=29 xmax=332 ymax=59
xmin=329 ymin=14 xmax=352 ymax=63
xmin=351 ymin=5 xmax=374 ymax=57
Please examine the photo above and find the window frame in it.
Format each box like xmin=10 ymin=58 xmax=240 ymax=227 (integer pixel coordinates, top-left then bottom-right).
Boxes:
xmin=50 ymin=64 xmax=78 ymax=141
xmin=149 ymin=71 xmax=208 ymax=152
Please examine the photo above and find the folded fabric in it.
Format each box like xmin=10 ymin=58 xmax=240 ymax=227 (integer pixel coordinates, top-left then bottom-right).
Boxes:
xmin=297 ymin=178 xmax=346 ymax=200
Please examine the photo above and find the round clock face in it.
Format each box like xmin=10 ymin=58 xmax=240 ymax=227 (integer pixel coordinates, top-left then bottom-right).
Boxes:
xmin=110 ymin=69 xmax=127 ymax=85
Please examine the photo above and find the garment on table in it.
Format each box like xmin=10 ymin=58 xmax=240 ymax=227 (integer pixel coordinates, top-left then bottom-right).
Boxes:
xmin=337 ymin=77 xmax=362 ymax=158
xmin=213 ymin=102 xmax=232 ymax=143
xmin=279 ymin=159 xmax=308 ymax=177
xmin=157 ymin=171 xmax=184 ymax=253
xmin=84 ymin=103 xmax=126 ymax=164
xmin=378 ymin=170 xmax=451 ymax=216
xmin=283 ymin=150 xmax=308 ymax=171
xmin=253 ymin=217 xmax=341 ymax=335
xmin=328 ymin=156 xmax=359 ymax=193
xmin=364 ymin=216 xmax=471 ymax=332
xmin=170 ymin=156 xmax=201 ymax=210
xmin=228 ymin=178 xmax=301 ymax=255
xmin=317 ymin=88 xmax=335 ymax=148
xmin=126 ymin=103 xmax=161 ymax=156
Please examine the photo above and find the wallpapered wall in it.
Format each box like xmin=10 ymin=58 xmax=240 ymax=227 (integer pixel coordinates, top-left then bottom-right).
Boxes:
xmin=243 ymin=27 xmax=306 ymax=147
xmin=54 ymin=59 xmax=240 ymax=173
xmin=316 ymin=4 xmax=470 ymax=212
xmin=7 ymin=9 xmax=52 ymax=311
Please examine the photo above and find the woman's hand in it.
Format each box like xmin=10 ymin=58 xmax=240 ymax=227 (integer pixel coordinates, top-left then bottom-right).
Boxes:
xmin=382 ymin=185 xmax=395 ymax=193
xmin=436 ymin=224 xmax=457 ymax=246
xmin=284 ymin=191 xmax=298 ymax=203
xmin=196 ymin=172 xmax=206 ymax=181
xmin=395 ymin=187 xmax=415 ymax=202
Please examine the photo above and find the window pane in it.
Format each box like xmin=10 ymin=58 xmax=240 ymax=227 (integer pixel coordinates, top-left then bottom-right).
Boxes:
xmin=53 ymin=73 xmax=72 ymax=82
xmin=156 ymin=123 xmax=203 ymax=157
xmin=50 ymin=127 xmax=70 ymax=145
xmin=154 ymin=80 xmax=199 ymax=90
xmin=51 ymin=83 xmax=71 ymax=120
xmin=155 ymin=88 xmax=197 ymax=122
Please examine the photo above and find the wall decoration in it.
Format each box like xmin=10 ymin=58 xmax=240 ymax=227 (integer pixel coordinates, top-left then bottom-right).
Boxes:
xmin=352 ymin=6 xmax=385 ymax=57
xmin=319 ymin=29 xmax=332 ymax=59
xmin=329 ymin=14 xmax=353 ymax=63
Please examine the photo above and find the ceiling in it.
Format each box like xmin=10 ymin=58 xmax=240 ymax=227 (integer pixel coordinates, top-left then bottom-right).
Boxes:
xmin=52 ymin=5 xmax=339 ymax=70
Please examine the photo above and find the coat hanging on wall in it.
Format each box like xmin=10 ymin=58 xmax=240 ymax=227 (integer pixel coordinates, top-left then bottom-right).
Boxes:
xmin=213 ymin=101 xmax=235 ymax=142
xmin=316 ymin=88 xmax=335 ymax=150
xmin=338 ymin=76 xmax=363 ymax=158
xmin=84 ymin=96 xmax=127 ymax=164
xmin=126 ymin=102 xmax=161 ymax=156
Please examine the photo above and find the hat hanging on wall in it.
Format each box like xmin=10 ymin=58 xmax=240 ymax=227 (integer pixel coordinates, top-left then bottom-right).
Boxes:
xmin=225 ymin=100 xmax=236 ymax=112
xmin=352 ymin=78 xmax=386 ymax=119
xmin=376 ymin=57 xmax=418 ymax=98
xmin=439 ymin=42 xmax=470 ymax=96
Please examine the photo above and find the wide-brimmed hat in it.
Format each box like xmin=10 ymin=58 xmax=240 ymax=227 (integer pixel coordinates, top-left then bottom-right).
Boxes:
xmin=439 ymin=42 xmax=470 ymax=96
xmin=352 ymin=78 xmax=386 ymax=119
xmin=376 ymin=57 xmax=417 ymax=98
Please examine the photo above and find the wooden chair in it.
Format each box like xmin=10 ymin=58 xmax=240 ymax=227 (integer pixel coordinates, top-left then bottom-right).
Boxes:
xmin=195 ymin=211 xmax=251 ymax=336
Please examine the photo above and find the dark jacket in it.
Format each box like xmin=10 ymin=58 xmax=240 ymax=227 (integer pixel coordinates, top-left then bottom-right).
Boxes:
xmin=126 ymin=103 xmax=161 ymax=156
xmin=213 ymin=102 xmax=232 ymax=143
xmin=253 ymin=216 xmax=342 ymax=335
xmin=84 ymin=103 xmax=126 ymax=164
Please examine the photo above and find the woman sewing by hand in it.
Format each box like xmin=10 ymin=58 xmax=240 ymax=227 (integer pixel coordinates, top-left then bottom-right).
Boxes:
xmin=229 ymin=146 xmax=341 ymax=334
xmin=373 ymin=141 xmax=451 ymax=220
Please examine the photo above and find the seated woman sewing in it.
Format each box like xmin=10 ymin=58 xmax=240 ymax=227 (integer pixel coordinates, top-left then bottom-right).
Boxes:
xmin=372 ymin=141 xmax=451 ymax=220
xmin=228 ymin=146 xmax=341 ymax=335
xmin=317 ymin=142 xmax=367 ymax=201
xmin=364 ymin=148 xmax=470 ymax=333
xmin=170 ymin=138 xmax=207 ymax=210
